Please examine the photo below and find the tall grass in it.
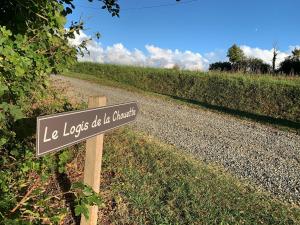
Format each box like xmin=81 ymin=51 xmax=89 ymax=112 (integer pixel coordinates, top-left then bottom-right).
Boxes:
xmin=70 ymin=62 xmax=300 ymax=123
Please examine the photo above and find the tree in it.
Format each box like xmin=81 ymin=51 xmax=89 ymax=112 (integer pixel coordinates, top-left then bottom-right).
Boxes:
xmin=291 ymin=48 xmax=300 ymax=60
xmin=246 ymin=58 xmax=271 ymax=74
xmin=227 ymin=44 xmax=246 ymax=63
xmin=272 ymin=44 xmax=278 ymax=74
xmin=0 ymin=0 xmax=121 ymax=150
xmin=279 ymin=58 xmax=300 ymax=75
xmin=0 ymin=0 xmax=120 ymax=223
xmin=172 ymin=64 xmax=181 ymax=70
xmin=209 ymin=61 xmax=232 ymax=71
xmin=279 ymin=48 xmax=300 ymax=76
xmin=227 ymin=44 xmax=246 ymax=71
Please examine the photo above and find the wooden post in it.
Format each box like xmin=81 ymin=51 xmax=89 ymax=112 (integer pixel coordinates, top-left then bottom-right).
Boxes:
xmin=80 ymin=96 xmax=107 ymax=225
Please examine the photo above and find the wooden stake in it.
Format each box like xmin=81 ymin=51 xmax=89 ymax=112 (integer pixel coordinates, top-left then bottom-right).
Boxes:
xmin=81 ymin=96 xmax=107 ymax=225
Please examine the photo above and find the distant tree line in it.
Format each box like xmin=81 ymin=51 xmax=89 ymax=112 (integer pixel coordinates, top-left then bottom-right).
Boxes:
xmin=209 ymin=44 xmax=300 ymax=76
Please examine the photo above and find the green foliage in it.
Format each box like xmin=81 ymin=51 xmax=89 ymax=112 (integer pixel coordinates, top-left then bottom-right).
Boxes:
xmin=224 ymin=44 xmax=272 ymax=73
xmin=245 ymin=57 xmax=271 ymax=74
xmin=292 ymin=48 xmax=300 ymax=60
xmin=0 ymin=87 xmax=76 ymax=223
xmin=223 ymin=45 xmax=299 ymax=75
xmin=71 ymin=182 xmax=103 ymax=219
xmin=0 ymin=2 xmax=77 ymax=220
xmin=227 ymin=44 xmax=246 ymax=64
xmin=209 ymin=61 xmax=232 ymax=71
xmin=0 ymin=0 xmax=119 ymax=223
xmin=58 ymin=150 xmax=73 ymax=173
xmin=279 ymin=48 xmax=300 ymax=76
xmin=70 ymin=62 xmax=300 ymax=124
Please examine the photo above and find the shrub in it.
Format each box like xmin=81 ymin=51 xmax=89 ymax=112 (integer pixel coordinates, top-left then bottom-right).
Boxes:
xmin=71 ymin=62 xmax=300 ymax=123
xmin=0 ymin=0 xmax=118 ymax=222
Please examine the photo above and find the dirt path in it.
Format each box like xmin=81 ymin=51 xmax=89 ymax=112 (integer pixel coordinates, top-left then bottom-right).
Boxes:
xmin=54 ymin=75 xmax=300 ymax=204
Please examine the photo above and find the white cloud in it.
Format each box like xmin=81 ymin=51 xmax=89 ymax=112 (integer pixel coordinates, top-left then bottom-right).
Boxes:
xmin=68 ymin=30 xmax=89 ymax=46
xmin=240 ymin=45 xmax=289 ymax=67
xmin=69 ymin=31 xmax=208 ymax=71
xmin=69 ymin=31 xmax=105 ymax=63
xmin=104 ymin=44 xmax=147 ymax=66
xmin=145 ymin=45 xmax=208 ymax=70
xmin=69 ymin=31 xmax=299 ymax=71
xmin=204 ymin=49 xmax=227 ymax=63
xmin=289 ymin=45 xmax=300 ymax=51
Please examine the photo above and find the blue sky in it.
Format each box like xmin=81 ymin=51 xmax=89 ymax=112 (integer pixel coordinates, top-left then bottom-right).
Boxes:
xmin=67 ymin=0 xmax=300 ymax=70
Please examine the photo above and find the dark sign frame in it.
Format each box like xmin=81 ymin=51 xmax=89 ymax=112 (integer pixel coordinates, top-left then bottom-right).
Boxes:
xmin=36 ymin=101 xmax=138 ymax=157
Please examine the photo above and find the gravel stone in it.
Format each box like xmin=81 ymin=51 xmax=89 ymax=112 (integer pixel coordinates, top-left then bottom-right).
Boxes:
xmin=54 ymin=75 xmax=300 ymax=204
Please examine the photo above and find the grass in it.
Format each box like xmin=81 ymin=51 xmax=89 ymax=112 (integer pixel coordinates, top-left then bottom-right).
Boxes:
xmin=96 ymin=128 xmax=300 ymax=224
xmin=63 ymin=71 xmax=300 ymax=133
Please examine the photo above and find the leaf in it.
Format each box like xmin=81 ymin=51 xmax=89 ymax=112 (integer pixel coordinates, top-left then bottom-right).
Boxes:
xmin=0 ymin=102 xmax=24 ymax=121
xmin=0 ymin=138 xmax=7 ymax=147
xmin=10 ymin=149 xmax=19 ymax=157
xmin=21 ymin=164 xmax=30 ymax=173
xmin=83 ymin=186 xmax=94 ymax=196
xmin=65 ymin=7 xmax=72 ymax=14
xmin=74 ymin=204 xmax=89 ymax=219
xmin=0 ymin=84 xmax=8 ymax=97
xmin=86 ymin=195 xmax=102 ymax=205
xmin=71 ymin=181 xmax=85 ymax=190
xmin=9 ymin=105 xmax=24 ymax=121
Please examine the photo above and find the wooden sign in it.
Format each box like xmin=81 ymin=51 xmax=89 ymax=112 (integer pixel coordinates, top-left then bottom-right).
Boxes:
xmin=36 ymin=97 xmax=139 ymax=225
xmin=36 ymin=101 xmax=138 ymax=157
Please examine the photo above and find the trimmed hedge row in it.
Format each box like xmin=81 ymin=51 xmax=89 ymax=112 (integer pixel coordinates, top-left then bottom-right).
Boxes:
xmin=71 ymin=62 xmax=300 ymax=123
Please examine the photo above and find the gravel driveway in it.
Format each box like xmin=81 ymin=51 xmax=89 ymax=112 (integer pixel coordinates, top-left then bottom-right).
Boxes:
xmin=54 ymin=75 xmax=300 ymax=204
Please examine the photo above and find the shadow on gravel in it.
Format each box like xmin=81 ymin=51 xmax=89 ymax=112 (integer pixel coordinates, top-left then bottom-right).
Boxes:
xmin=170 ymin=95 xmax=300 ymax=133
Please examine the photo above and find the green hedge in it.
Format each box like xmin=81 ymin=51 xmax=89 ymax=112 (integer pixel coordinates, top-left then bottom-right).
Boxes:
xmin=71 ymin=62 xmax=300 ymax=123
